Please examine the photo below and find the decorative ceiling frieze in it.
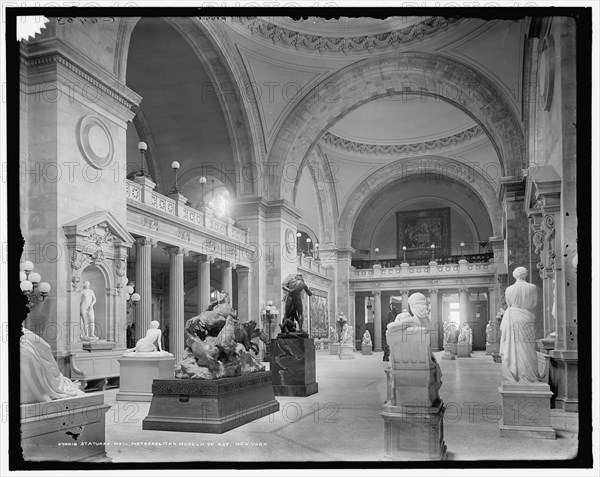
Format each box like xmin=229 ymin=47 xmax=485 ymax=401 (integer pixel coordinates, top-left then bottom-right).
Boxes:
xmin=233 ymin=16 xmax=462 ymax=54
xmin=321 ymin=125 xmax=484 ymax=155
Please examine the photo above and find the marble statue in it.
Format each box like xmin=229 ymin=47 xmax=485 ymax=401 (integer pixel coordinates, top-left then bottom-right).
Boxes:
xmin=280 ymin=273 xmax=312 ymax=337
xmin=395 ymin=311 xmax=414 ymax=324
xmin=21 ymin=327 xmax=84 ymax=404
xmin=499 ymin=267 xmax=543 ymax=383
xmin=175 ymin=300 xmax=268 ymax=380
xmin=458 ymin=324 xmax=473 ymax=344
xmin=407 ymin=292 xmax=433 ymax=329
xmin=328 ymin=326 xmax=339 ymax=342
xmin=340 ymin=323 xmax=354 ymax=345
xmin=361 ymin=330 xmax=372 ymax=347
xmin=443 ymin=321 xmax=459 ymax=345
xmin=79 ymin=280 xmax=98 ymax=341
xmin=123 ymin=321 xmax=173 ymax=357
xmin=486 ymin=321 xmax=493 ymax=344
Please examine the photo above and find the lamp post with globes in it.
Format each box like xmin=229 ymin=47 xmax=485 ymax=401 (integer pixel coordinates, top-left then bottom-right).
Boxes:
xmin=197 ymin=176 xmax=207 ymax=208
xmin=430 ymin=244 xmax=436 ymax=261
xmin=306 ymin=237 xmax=312 ymax=256
xmin=136 ymin=141 xmax=149 ymax=178
xmin=169 ymin=161 xmax=181 ymax=195
xmin=460 ymin=242 xmax=465 ymax=261
xmin=124 ymin=282 xmax=141 ymax=314
xmin=402 ymin=245 xmax=407 ymax=263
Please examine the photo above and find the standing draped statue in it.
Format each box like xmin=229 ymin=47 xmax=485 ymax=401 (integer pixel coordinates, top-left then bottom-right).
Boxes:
xmin=79 ymin=281 xmax=98 ymax=341
xmin=499 ymin=267 xmax=543 ymax=383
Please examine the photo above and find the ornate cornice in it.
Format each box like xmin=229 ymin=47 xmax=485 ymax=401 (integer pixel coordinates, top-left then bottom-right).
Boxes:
xmin=321 ymin=125 xmax=484 ymax=156
xmin=235 ymin=16 xmax=461 ymax=55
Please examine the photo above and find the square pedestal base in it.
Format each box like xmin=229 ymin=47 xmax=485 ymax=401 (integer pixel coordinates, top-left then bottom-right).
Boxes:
xmin=441 ymin=346 xmax=456 ymax=360
xmin=271 ymin=338 xmax=318 ymax=397
xmin=486 ymin=343 xmax=496 ymax=355
xmin=457 ymin=343 xmax=471 ymax=357
xmin=339 ymin=344 xmax=355 ymax=360
xmin=142 ymin=371 xmax=279 ymax=434
xmin=20 ymin=393 xmax=111 ymax=462
xmin=362 ymin=344 xmax=373 ymax=355
xmin=329 ymin=343 xmax=339 ymax=355
xmin=82 ymin=340 xmax=116 ymax=351
xmin=498 ymin=381 xmax=556 ymax=439
xmin=116 ymin=356 xmax=176 ymax=402
xmin=381 ymin=401 xmax=447 ymax=461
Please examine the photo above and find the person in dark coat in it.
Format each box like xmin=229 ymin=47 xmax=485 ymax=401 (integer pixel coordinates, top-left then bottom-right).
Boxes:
xmin=383 ymin=303 xmax=399 ymax=361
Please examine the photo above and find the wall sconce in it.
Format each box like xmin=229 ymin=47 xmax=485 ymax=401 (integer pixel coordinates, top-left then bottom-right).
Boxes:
xmin=20 ymin=261 xmax=51 ymax=311
xmin=430 ymin=244 xmax=436 ymax=261
xmin=169 ymin=161 xmax=181 ymax=194
xmin=124 ymin=282 xmax=141 ymax=314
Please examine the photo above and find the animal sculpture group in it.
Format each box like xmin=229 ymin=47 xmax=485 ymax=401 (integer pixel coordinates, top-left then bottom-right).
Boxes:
xmin=175 ymin=293 xmax=268 ymax=380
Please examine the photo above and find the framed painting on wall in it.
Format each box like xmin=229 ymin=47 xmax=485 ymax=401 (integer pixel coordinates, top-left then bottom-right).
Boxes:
xmin=309 ymin=289 xmax=329 ymax=338
xmin=396 ymin=207 xmax=451 ymax=259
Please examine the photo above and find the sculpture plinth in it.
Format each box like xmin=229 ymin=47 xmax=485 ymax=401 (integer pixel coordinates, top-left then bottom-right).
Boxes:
xmin=441 ymin=345 xmax=456 ymax=360
xmin=381 ymin=322 xmax=446 ymax=461
xmin=116 ymin=355 xmax=176 ymax=402
xmin=362 ymin=344 xmax=373 ymax=355
xmin=498 ymin=381 xmax=556 ymax=439
xmin=20 ymin=393 xmax=111 ymax=462
xmin=339 ymin=344 xmax=355 ymax=360
xmin=82 ymin=340 xmax=116 ymax=351
xmin=329 ymin=342 xmax=339 ymax=355
xmin=457 ymin=342 xmax=471 ymax=357
xmin=270 ymin=338 xmax=318 ymax=397
xmin=142 ymin=371 xmax=279 ymax=433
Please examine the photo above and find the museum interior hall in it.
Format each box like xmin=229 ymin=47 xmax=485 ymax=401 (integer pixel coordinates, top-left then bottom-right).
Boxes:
xmin=13 ymin=11 xmax=587 ymax=467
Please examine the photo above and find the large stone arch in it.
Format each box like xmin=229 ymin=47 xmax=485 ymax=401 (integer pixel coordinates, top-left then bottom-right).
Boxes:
xmin=292 ymin=145 xmax=339 ymax=246
xmin=337 ymin=156 xmax=502 ymax=249
xmin=269 ymin=51 xmax=526 ymax=203
xmin=115 ymin=17 xmax=262 ymax=197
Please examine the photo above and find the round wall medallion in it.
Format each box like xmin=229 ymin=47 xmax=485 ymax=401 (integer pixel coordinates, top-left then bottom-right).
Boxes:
xmin=285 ymin=228 xmax=296 ymax=254
xmin=538 ymin=35 xmax=555 ymax=112
xmin=77 ymin=115 xmax=115 ymax=169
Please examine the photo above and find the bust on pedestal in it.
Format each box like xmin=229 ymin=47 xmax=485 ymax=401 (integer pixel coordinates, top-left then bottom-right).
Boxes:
xmin=380 ymin=313 xmax=446 ymax=460
xmin=117 ymin=321 xmax=175 ymax=402
xmin=498 ymin=267 xmax=555 ymax=439
xmin=457 ymin=324 xmax=472 ymax=357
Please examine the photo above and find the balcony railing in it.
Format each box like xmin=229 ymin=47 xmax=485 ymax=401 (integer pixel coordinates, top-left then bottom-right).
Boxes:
xmin=126 ymin=179 xmax=249 ymax=243
xmin=351 ymin=253 xmax=494 ymax=270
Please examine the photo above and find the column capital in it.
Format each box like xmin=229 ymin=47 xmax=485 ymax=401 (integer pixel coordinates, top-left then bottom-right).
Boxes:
xmin=458 ymin=287 xmax=469 ymax=293
xmin=428 ymin=288 xmax=439 ymax=294
xmin=236 ymin=266 xmax=250 ymax=276
xmin=399 ymin=289 xmax=409 ymax=295
xmin=192 ymin=254 xmax=209 ymax=263
xmin=164 ymin=246 xmax=188 ymax=256
xmin=136 ymin=236 xmax=157 ymax=247
xmin=373 ymin=290 xmax=382 ymax=297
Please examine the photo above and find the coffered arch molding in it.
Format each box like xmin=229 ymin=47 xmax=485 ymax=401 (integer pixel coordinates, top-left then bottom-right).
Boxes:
xmin=338 ymin=156 xmax=502 ymax=249
xmin=269 ymin=51 xmax=526 ymax=203
xmin=115 ymin=17 xmax=261 ymax=197
xmin=293 ymin=145 xmax=340 ymax=246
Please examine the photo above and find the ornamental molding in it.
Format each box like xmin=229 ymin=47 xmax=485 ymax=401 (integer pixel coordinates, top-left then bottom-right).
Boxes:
xmin=236 ymin=16 xmax=462 ymax=55
xmin=321 ymin=125 xmax=484 ymax=156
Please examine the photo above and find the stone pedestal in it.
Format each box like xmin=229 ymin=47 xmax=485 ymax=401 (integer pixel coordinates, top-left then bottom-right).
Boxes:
xmin=498 ymin=381 xmax=556 ymax=439
xmin=486 ymin=343 xmax=496 ymax=355
xmin=362 ymin=344 xmax=373 ymax=355
xmin=329 ymin=342 xmax=339 ymax=355
xmin=381 ymin=401 xmax=447 ymax=461
xmin=457 ymin=342 xmax=471 ymax=358
xmin=116 ymin=355 xmax=176 ymax=402
xmin=270 ymin=338 xmax=318 ymax=397
xmin=450 ymin=343 xmax=457 ymax=355
xmin=142 ymin=371 xmax=279 ymax=434
xmin=82 ymin=340 xmax=116 ymax=351
xmin=20 ymin=393 xmax=111 ymax=462
xmin=339 ymin=343 xmax=355 ymax=360
xmin=441 ymin=345 xmax=456 ymax=360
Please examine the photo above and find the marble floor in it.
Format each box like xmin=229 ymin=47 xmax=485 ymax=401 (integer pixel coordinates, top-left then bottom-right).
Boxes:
xmin=103 ymin=350 xmax=578 ymax=463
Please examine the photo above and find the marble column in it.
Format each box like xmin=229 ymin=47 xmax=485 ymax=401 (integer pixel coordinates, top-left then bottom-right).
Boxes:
xmin=349 ymin=291 xmax=356 ymax=350
xmin=373 ymin=291 xmax=382 ymax=352
xmin=458 ymin=287 xmax=469 ymax=326
xmin=487 ymin=286 xmax=500 ymax=354
xmin=134 ymin=237 xmax=156 ymax=341
xmin=429 ymin=288 xmax=440 ymax=351
xmin=166 ymin=247 xmax=188 ymax=361
xmin=220 ymin=261 xmax=233 ymax=296
xmin=400 ymin=289 xmax=409 ymax=313
xmin=236 ymin=266 xmax=251 ymax=322
xmin=193 ymin=255 xmax=211 ymax=314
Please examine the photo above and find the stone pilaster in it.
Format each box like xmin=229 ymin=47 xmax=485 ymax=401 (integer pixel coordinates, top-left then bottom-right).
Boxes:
xmin=236 ymin=266 xmax=252 ymax=322
xmin=429 ymin=288 xmax=440 ymax=351
xmin=458 ymin=287 xmax=469 ymax=326
xmin=349 ymin=291 xmax=356 ymax=350
xmin=335 ymin=247 xmax=355 ymax=325
xmin=193 ymin=255 xmax=211 ymax=314
xmin=166 ymin=247 xmax=188 ymax=361
xmin=220 ymin=261 xmax=233 ymax=296
xmin=134 ymin=237 xmax=157 ymax=341
xmin=373 ymin=290 xmax=382 ymax=352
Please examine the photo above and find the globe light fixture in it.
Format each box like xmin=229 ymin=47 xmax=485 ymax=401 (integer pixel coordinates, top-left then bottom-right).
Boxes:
xmin=135 ymin=141 xmax=149 ymax=178
xmin=19 ymin=262 xmax=51 ymax=310
xmin=169 ymin=161 xmax=181 ymax=194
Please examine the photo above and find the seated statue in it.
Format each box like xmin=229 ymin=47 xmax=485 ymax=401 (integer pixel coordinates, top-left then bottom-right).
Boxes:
xmin=123 ymin=321 xmax=172 ymax=357
xmin=361 ymin=330 xmax=372 ymax=347
xmin=21 ymin=327 xmax=84 ymax=404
